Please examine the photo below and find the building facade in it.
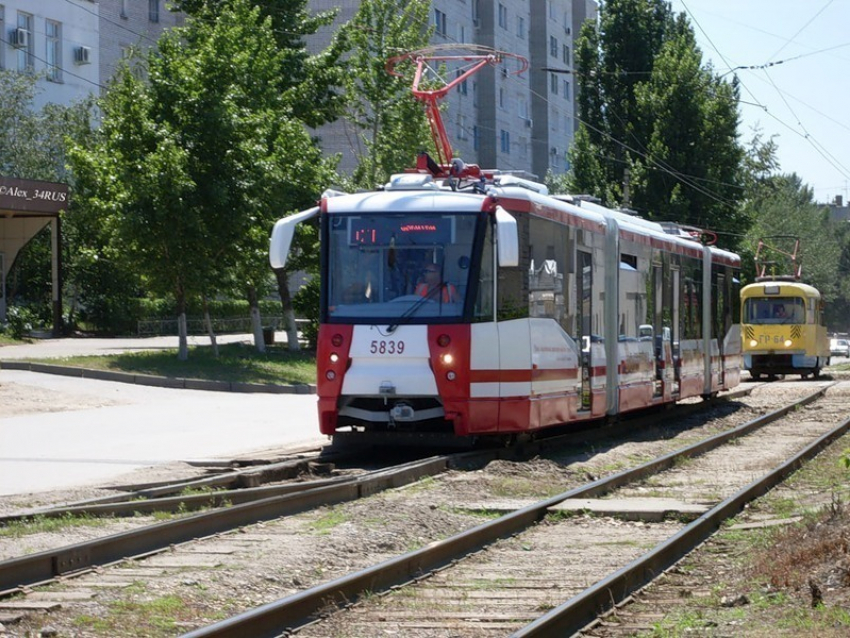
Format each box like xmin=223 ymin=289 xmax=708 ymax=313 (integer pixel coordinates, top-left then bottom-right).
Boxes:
xmin=0 ymin=0 xmax=183 ymax=109
xmin=309 ymin=0 xmax=597 ymax=181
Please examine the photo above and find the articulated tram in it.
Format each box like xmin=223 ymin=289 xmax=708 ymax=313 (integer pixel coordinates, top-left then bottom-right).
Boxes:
xmin=269 ymin=48 xmax=741 ymax=445
xmin=270 ymin=175 xmax=741 ymax=445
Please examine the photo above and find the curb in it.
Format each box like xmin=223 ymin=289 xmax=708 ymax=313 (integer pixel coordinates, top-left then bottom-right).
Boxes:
xmin=0 ymin=360 xmax=316 ymax=395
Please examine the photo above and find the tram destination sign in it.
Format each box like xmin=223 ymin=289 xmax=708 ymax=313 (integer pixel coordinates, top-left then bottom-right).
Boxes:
xmin=0 ymin=176 xmax=70 ymax=214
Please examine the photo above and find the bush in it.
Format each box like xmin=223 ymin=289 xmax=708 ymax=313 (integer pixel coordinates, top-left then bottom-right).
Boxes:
xmin=292 ymin=277 xmax=319 ymax=348
xmin=5 ymin=305 xmax=39 ymax=339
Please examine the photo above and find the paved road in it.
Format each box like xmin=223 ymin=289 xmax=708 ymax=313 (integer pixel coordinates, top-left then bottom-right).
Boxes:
xmin=0 ymin=334 xmax=324 ymax=497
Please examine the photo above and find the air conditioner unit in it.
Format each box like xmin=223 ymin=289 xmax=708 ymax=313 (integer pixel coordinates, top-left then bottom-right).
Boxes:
xmin=12 ymin=27 xmax=29 ymax=49
xmin=523 ymin=118 xmax=533 ymax=128
xmin=74 ymin=46 xmax=91 ymax=65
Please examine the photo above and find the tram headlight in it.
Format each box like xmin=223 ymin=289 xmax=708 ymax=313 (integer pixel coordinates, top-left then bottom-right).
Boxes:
xmin=749 ymin=339 xmax=758 ymax=348
xmin=330 ymin=352 xmax=339 ymax=363
xmin=441 ymin=353 xmax=454 ymax=365
xmin=331 ymin=333 xmax=344 ymax=347
xmin=447 ymin=371 xmax=456 ymax=381
xmin=784 ymin=339 xmax=793 ymax=348
xmin=437 ymin=334 xmax=451 ymax=347
xmin=326 ymin=370 xmax=336 ymax=380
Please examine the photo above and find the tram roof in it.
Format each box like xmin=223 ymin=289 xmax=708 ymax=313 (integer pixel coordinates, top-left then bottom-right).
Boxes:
xmin=318 ymin=177 xmax=740 ymax=266
xmin=741 ymin=280 xmax=822 ymax=298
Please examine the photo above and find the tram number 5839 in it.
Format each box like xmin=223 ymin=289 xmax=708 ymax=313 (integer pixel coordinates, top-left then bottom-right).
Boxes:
xmin=370 ymin=340 xmax=405 ymax=355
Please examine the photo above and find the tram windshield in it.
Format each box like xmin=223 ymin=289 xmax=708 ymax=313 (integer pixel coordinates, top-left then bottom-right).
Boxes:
xmin=743 ymin=297 xmax=806 ymax=324
xmin=324 ymin=212 xmax=481 ymax=322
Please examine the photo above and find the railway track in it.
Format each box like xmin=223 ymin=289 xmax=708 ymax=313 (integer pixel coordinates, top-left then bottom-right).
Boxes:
xmin=181 ymin=382 xmax=843 ymax=637
xmin=0 ymin=381 xmax=829 ymax=636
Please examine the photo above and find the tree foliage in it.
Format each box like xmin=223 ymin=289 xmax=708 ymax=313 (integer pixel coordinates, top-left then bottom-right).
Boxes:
xmin=68 ymin=0 xmax=334 ymax=355
xmin=343 ymin=0 xmax=434 ymax=188
xmin=570 ymin=0 xmax=745 ymax=244
xmin=169 ymin=0 xmax=347 ymax=128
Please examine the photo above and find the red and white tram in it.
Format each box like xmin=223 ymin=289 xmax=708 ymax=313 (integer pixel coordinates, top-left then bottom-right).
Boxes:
xmin=270 ymin=175 xmax=741 ymax=444
xmin=269 ymin=48 xmax=741 ymax=445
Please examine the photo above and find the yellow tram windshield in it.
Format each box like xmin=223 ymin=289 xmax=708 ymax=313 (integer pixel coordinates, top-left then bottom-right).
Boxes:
xmin=743 ymin=297 xmax=805 ymax=324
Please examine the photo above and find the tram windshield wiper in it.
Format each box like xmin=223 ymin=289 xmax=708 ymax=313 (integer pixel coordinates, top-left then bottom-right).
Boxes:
xmin=386 ymin=285 xmax=445 ymax=334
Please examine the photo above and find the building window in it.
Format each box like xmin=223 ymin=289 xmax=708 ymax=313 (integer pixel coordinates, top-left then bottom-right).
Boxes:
xmin=563 ymin=80 xmax=570 ymax=99
xmin=46 ymin=19 xmax=62 ymax=82
xmin=456 ymin=70 xmax=468 ymax=95
xmin=120 ymin=0 xmax=128 ymax=19
xmin=473 ymin=125 xmax=480 ymax=151
xmin=499 ymin=87 xmax=505 ymax=109
xmin=434 ymin=9 xmax=447 ymax=36
xmin=472 ymin=0 xmax=480 ymax=26
xmin=457 ymin=114 xmax=468 ymax=140
xmin=550 ymin=72 xmax=558 ymax=95
xmin=458 ymin=24 xmax=466 ymax=43
xmin=16 ymin=12 xmax=33 ymax=73
xmin=500 ymin=129 xmax=510 ymax=154
xmin=498 ymin=4 xmax=508 ymax=29
xmin=562 ymin=44 xmax=570 ymax=66
xmin=550 ymin=36 xmax=558 ymax=57
xmin=516 ymin=16 xmax=525 ymax=39
xmin=149 ymin=0 xmax=160 ymax=23
xmin=472 ymin=81 xmax=478 ymax=108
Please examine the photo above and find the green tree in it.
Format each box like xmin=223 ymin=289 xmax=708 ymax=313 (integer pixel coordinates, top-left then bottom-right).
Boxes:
xmin=343 ymin=0 xmax=433 ymax=188
xmin=569 ymin=0 xmax=746 ymax=244
xmin=68 ymin=0 xmax=333 ymax=358
xmin=169 ymin=0 xmax=347 ymax=127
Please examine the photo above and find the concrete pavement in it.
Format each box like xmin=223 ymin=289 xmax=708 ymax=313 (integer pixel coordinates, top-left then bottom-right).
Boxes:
xmin=0 ymin=334 xmax=325 ymax=497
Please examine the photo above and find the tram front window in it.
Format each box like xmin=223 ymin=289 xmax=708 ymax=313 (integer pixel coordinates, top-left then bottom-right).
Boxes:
xmin=325 ymin=212 xmax=480 ymax=321
xmin=744 ymin=297 xmax=806 ymax=324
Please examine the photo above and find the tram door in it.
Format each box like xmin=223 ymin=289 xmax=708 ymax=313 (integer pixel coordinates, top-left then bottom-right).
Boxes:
xmin=652 ymin=264 xmax=663 ymax=397
xmin=714 ymin=272 xmax=727 ymax=389
xmin=0 ymin=253 xmax=5 ymax=322
xmin=577 ymin=251 xmax=593 ymax=411
xmin=671 ymin=267 xmax=681 ymax=395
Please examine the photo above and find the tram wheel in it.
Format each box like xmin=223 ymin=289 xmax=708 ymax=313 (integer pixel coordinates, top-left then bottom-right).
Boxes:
xmin=813 ymin=368 xmax=821 ymax=380
xmin=751 ymin=371 xmax=762 ymax=381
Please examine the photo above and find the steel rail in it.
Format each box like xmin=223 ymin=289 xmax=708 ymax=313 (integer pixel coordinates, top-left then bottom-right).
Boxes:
xmin=0 ymin=455 xmax=451 ymax=595
xmin=179 ymin=384 xmax=830 ymax=638
xmin=514 ymin=396 xmax=850 ymax=636
xmin=3 ymin=389 xmax=754 ymax=525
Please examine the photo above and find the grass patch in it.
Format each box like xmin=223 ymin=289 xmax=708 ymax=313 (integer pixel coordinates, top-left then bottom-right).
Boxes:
xmin=24 ymin=341 xmax=316 ymax=386
xmin=74 ymin=590 xmax=192 ymax=636
xmin=309 ymin=508 xmax=349 ymax=534
xmin=0 ymin=512 xmax=109 ymax=538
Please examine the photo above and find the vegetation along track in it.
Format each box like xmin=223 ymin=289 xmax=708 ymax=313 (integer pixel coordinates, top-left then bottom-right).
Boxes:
xmin=0 ymin=381 xmax=831 ymax=636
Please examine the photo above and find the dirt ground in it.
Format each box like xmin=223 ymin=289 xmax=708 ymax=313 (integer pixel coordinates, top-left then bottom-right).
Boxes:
xmin=0 ymin=381 xmax=124 ymax=419
xmin=2 ymin=375 xmax=850 ymax=637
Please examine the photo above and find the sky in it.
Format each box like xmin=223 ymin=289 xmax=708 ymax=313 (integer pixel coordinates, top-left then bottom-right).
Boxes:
xmin=666 ymin=0 xmax=850 ymax=204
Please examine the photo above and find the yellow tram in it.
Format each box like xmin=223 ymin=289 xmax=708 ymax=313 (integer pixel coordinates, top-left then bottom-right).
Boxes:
xmin=741 ymin=280 xmax=829 ymax=379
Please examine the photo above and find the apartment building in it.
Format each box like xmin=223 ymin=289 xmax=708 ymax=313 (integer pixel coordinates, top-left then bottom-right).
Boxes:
xmin=310 ymin=0 xmax=597 ymax=180
xmin=0 ymin=0 xmax=182 ymax=109
xmin=2 ymin=0 xmax=595 ymax=179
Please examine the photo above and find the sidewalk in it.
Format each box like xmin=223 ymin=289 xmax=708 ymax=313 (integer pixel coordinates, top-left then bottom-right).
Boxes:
xmin=0 ymin=331 xmax=315 ymax=394
xmin=0 ymin=331 xmax=282 ymax=360
xmin=0 ymin=334 xmax=324 ymax=496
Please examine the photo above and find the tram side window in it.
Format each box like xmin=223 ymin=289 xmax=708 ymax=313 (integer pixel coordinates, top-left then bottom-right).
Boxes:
xmin=497 ymin=214 xmax=530 ymax=321
xmin=527 ymin=216 xmax=570 ymax=332
xmin=681 ymin=257 xmax=702 ymax=340
xmin=474 ymin=218 xmax=495 ymax=321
